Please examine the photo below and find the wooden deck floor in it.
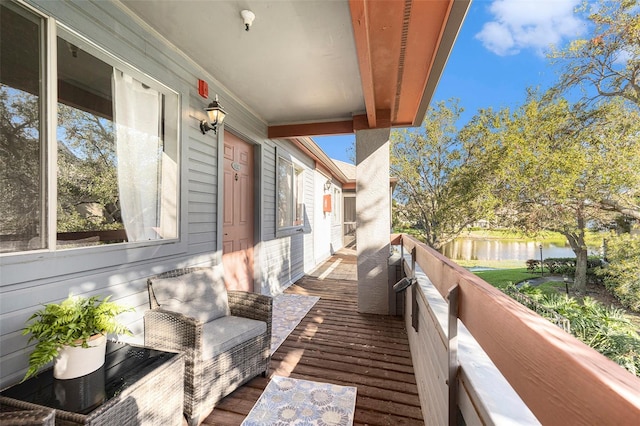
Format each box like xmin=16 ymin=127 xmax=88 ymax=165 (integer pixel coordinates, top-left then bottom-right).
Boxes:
xmin=204 ymin=253 xmax=424 ymax=425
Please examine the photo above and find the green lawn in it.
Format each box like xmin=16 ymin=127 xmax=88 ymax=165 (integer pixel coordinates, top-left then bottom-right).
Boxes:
xmin=472 ymin=268 xmax=536 ymax=289
xmin=533 ymin=280 xmax=569 ymax=296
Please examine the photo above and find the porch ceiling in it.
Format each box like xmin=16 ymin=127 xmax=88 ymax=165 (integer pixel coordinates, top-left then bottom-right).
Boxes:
xmin=119 ymin=0 xmax=470 ymax=138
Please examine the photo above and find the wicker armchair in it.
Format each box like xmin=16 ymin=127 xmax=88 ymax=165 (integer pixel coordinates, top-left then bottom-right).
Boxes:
xmin=144 ymin=267 xmax=271 ymax=426
xmin=0 ymin=397 xmax=55 ymax=425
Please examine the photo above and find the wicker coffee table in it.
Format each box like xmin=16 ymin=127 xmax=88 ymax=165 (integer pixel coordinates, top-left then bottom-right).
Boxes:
xmin=1 ymin=342 xmax=184 ymax=425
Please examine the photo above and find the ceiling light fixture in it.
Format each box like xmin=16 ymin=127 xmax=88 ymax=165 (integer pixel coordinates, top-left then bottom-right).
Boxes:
xmin=240 ymin=10 xmax=255 ymax=31
xmin=200 ymin=95 xmax=227 ymax=135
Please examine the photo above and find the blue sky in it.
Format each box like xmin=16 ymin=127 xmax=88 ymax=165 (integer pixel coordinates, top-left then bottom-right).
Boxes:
xmin=315 ymin=0 xmax=588 ymax=164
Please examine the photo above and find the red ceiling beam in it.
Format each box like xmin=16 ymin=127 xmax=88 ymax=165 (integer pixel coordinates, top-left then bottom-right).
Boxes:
xmin=268 ymin=109 xmax=394 ymax=139
xmin=349 ymin=0 xmax=376 ymax=128
xmin=268 ymin=120 xmax=354 ymax=139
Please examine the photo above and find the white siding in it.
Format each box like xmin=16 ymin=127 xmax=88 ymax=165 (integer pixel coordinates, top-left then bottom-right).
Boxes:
xmin=0 ymin=0 xmax=324 ymax=387
xmin=303 ymin=167 xmax=315 ymax=272
xmin=0 ymin=0 xmax=226 ymax=387
xmin=313 ymin=170 xmax=332 ymax=265
xmin=258 ymin=140 xmax=315 ymax=295
xmin=330 ymin=188 xmax=344 ymax=252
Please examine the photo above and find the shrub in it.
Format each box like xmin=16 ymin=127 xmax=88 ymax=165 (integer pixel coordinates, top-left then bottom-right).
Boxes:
xmin=596 ymin=234 xmax=640 ymax=312
xmin=508 ymin=285 xmax=640 ymax=376
xmin=526 ymin=259 xmax=540 ymax=272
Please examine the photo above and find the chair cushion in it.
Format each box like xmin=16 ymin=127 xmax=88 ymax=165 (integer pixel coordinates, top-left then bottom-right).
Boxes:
xmin=201 ymin=316 xmax=267 ymax=360
xmin=153 ymin=268 xmax=230 ymax=322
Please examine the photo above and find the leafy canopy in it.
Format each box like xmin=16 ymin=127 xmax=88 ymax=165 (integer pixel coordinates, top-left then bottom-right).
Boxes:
xmin=391 ymin=99 xmax=498 ymax=249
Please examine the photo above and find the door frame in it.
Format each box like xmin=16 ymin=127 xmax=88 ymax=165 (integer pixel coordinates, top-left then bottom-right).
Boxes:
xmin=216 ymin=126 xmax=262 ymax=293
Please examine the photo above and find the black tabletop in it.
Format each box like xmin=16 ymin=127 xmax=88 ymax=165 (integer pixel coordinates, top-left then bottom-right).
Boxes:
xmin=1 ymin=342 xmax=178 ymax=415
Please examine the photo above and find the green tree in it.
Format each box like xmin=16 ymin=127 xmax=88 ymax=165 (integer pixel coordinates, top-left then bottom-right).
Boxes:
xmin=0 ymin=87 xmax=42 ymax=241
xmin=488 ymin=92 xmax=640 ymax=293
xmin=390 ymin=99 xmax=497 ymax=249
xmin=1 ymin=85 xmax=121 ymax=248
xmin=550 ymin=0 xmax=640 ymax=222
xmin=56 ymin=103 xmax=121 ymax=232
xmin=597 ymin=233 xmax=640 ymax=312
xmin=551 ymin=0 xmax=640 ymax=108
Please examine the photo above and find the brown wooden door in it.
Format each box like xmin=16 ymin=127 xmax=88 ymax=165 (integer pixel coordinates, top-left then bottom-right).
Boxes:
xmin=222 ymin=131 xmax=254 ymax=292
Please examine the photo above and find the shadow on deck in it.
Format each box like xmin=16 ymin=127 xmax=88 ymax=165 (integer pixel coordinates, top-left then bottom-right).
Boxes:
xmin=204 ymin=250 xmax=423 ymax=425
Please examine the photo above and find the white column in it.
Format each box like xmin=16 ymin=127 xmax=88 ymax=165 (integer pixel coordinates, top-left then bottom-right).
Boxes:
xmin=356 ymin=127 xmax=391 ymax=314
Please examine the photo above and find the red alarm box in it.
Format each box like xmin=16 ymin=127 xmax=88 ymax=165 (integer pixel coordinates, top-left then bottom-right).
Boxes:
xmin=198 ymin=79 xmax=208 ymax=98
xmin=323 ymin=194 xmax=332 ymax=213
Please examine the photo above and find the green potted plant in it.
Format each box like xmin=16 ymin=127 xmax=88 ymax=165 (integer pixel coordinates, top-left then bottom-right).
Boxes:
xmin=22 ymin=295 xmax=132 ymax=381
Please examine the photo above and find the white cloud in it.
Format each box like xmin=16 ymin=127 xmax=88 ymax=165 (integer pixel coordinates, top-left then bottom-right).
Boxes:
xmin=475 ymin=0 xmax=587 ymax=56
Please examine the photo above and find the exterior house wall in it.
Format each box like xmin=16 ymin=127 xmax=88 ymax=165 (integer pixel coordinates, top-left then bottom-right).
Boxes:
xmin=313 ymin=171 xmax=333 ymax=265
xmin=258 ymin=139 xmax=315 ymax=295
xmin=330 ymin=187 xmax=344 ymax=253
xmin=312 ymin=172 xmax=344 ymax=269
xmin=0 ymin=0 xmax=327 ymax=387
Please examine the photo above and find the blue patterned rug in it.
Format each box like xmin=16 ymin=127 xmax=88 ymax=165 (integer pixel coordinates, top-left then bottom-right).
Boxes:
xmin=271 ymin=294 xmax=320 ymax=355
xmin=242 ymin=376 xmax=357 ymax=426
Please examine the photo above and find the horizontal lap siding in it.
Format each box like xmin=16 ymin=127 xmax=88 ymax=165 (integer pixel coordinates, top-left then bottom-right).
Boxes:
xmin=187 ymin=126 xmax=218 ymax=254
xmin=262 ymin=141 xmax=277 ymax=240
xmin=331 ymin=223 xmax=343 ymax=251
xmin=0 ymin=0 xmax=262 ymax=387
xmin=259 ymin=140 xmax=316 ymax=295
xmin=2 ymin=0 xmax=320 ymax=387
xmin=303 ymin=170 xmax=315 ymax=272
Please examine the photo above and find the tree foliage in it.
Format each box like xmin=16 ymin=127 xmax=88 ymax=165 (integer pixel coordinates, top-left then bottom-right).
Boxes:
xmin=551 ymin=0 xmax=640 ymax=107
xmin=0 ymin=87 xmax=42 ymax=237
xmin=56 ymin=103 xmax=121 ymax=232
xmin=481 ymin=92 xmax=640 ymax=292
xmin=1 ymin=86 xmax=122 ymax=246
xmin=390 ymin=100 xmax=498 ymax=249
xmin=517 ymin=286 xmax=640 ymax=376
xmin=597 ymin=233 xmax=640 ymax=312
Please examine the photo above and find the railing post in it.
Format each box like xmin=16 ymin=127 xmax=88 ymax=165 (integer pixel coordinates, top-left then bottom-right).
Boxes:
xmin=448 ymin=284 xmax=460 ymax=426
xmin=411 ymin=247 xmax=416 ymax=279
xmin=411 ymin=247 xmax=419 ymax=332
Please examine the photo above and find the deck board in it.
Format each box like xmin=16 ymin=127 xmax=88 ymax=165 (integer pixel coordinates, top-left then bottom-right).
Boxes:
xmin=203 ymin=255 xmax=424 ymax=425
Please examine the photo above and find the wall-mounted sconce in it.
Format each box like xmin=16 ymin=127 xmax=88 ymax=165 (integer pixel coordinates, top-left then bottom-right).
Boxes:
xmin=241 ymin=10 xmax=255 ymax=31
xmin=324 ymin=179 xmax=332 ymax=191
xmin=200 ymin=95 xmax=227 ymax=135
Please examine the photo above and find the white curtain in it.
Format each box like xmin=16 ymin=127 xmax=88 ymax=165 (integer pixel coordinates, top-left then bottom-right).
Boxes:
xmin=113 ymin=69 xmax=162 ymax=242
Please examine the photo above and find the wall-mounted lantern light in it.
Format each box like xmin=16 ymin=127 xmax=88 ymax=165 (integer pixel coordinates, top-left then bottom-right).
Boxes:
xmin=324 ymin=179 xmax=332 ymax=191
xmin=200 ymin=95 xmax=227 ymax=135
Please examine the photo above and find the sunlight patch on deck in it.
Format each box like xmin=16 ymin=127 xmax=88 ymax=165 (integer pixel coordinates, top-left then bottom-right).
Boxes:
xmin=317 ymin=258 xmax=342 ymax=280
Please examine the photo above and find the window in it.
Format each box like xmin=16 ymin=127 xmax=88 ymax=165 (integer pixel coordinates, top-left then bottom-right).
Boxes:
xmin=0 ymin=2 xmax=179 ymax=254
xmin=0 ymin=2 xmax=45 ymax=253
xmin=276 ymin=156 xmax=304 ymax=229
xmin=332 ymin=187 xmax=341 ymax=223
xmin=344 ymin=195 xmax=356 ymax=235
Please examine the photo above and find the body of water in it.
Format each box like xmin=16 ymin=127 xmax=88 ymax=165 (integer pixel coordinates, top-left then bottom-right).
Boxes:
xmin=440 ymin=238 xmax=601 ymax=262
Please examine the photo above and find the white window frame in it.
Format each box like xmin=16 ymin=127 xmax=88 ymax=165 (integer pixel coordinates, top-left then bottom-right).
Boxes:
xmin=275 ymin=153 xmax=306 ymax=237
xmin=332 ymin=187 xmax=341 ymax=224
xmin=0 ymin=3 xmax=186 ymax=285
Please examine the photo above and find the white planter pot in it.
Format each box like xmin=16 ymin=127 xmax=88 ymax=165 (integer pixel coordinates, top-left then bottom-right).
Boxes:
xmin=54 ymin=334 xmax=107 ymax=380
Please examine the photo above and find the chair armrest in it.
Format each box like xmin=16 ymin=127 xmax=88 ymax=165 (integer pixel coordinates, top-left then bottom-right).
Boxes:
xmin=144 ymin=309 xmax=203 ymax=355
xmin=227 ymin=291 xmax=272 ymax=336
xmin=0 ymin=397 xmax=55 ymax=426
